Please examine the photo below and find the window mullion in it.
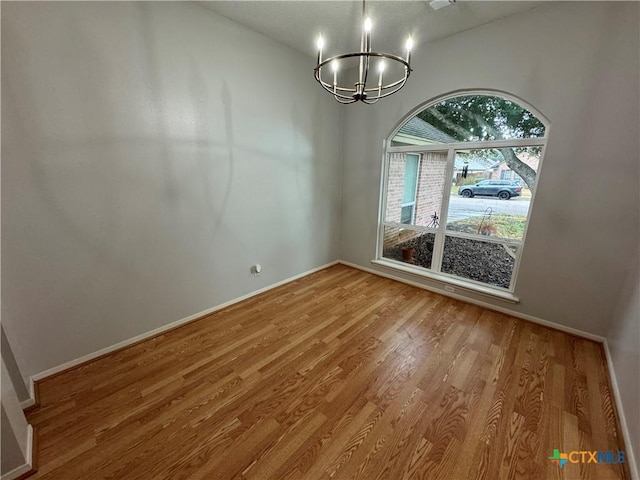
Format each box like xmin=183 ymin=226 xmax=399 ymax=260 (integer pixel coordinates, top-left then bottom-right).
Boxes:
xmin=412 ymin=155 xmax=420 ymax=224
xmin=376 ymin=152 xmax=392 ymax=259
xmin=382 ymin=221 xmax=437 ymax=233
xmin=430 ymin=148 xmax=455 ymax=273
xmin=386 ymin=137 xmax=546 ymax=154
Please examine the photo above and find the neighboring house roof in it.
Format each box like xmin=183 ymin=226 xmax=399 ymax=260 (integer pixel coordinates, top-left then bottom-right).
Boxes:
xmin=454 ymin=156 xmax=494 ymax=171
xmin=395 ymin=117 xmax=457 ymax=145
xmin=489 ymin=151 xmax=540 ymax=170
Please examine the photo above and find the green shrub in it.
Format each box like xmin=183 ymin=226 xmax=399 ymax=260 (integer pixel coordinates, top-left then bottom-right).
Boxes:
xmin=461 ymin=177 xmax=480 ymax=185
xmin=448 ymin=214 xmax=526 ymax=240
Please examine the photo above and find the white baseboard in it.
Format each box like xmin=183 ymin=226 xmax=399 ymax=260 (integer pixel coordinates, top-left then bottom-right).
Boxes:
xmin=17 ymin=258 xmax=635 ymax=480
xmin=19 ymin=398 xmax=35 ymax=410
xmin=603 ymin=340 xmax=639 ymax=480
xmin=24 ymin=261 xmax=339 ymax=391
xmin=338 ymin=260 xmax=605 ymax=342
xmin=0 ymin=424 xmax=34 ymax=480
xmin=19 ymin=379 xmax=36 ymax=409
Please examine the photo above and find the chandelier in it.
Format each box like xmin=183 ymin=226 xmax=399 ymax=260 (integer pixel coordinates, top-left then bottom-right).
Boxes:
xmin=314 ymin=1 xmax=414 ymax=104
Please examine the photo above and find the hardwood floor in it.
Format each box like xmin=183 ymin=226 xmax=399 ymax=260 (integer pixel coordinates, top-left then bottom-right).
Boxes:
xmin=25 ymin=265 xmax=631 ymax=479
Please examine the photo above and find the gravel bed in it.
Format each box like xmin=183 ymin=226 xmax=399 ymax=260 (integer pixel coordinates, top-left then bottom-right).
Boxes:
xmin=442 ymin=236 xmax=515 ymax=288
xmin=384 ymin=233 xmax=515 ymax=289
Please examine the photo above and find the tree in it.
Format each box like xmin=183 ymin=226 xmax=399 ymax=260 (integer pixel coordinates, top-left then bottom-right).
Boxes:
xmin=417 ymin=95 xmax=545 ymax=190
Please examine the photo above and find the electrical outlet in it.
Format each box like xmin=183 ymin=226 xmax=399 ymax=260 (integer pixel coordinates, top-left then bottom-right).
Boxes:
xmin=444 ymin=285 xmax=455 ymax=293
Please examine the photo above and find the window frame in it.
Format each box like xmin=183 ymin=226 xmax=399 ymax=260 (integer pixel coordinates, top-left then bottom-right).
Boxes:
xmin=375 ymin=91 xmax=549 ymax=302
xmin=500 ymin=170 xmax=513 ymax=180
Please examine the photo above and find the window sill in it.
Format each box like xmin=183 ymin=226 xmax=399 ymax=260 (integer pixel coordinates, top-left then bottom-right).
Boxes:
xmin=371 ymin=258 xmax=520 ymax=304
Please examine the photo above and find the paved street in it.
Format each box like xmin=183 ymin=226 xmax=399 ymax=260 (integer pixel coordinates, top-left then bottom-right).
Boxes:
xmin=446 ymin=195 xmax=530 ymax=222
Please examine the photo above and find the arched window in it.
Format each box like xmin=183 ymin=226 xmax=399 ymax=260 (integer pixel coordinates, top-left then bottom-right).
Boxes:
xmin=377 ymin=92 xmax=548 ymax=298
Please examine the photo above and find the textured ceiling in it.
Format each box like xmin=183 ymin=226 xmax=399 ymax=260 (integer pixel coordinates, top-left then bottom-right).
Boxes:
xmin=199 ymin=1 xmax=544 ymax=58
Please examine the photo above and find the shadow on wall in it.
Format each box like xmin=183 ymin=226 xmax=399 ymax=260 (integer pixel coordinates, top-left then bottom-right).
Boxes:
xmin=280 ymin=96 xmax=339 ymax=265
xmin=0 ymin=2 xmax=251 ymax=372
xmin=218 ymin=81 xmax=236 ymax=243
xmin=310 ymin=97 xmax=340 ymax=261
xmin=2 ymin=2 xmax=244 ymax=289
xmin=188 ymin=57 xmax=235 ymax=247
xmin=0 ymin=327 xmax=29 ymax=402
xmin=2 ymin=0 xmax=340 ymax=377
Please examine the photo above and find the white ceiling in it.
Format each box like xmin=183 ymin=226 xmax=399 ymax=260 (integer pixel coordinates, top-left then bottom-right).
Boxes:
xmin=199 ymin=1 xmax=544 ymax=58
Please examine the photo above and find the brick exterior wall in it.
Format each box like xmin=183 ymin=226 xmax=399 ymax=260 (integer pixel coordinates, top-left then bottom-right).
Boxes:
xmin=383 ymin=226 xmax=423 ymax=249
xmin=384 ymin=153 xmax=405 ymax=224
xmin=383 ymin=151 xmax=448 ymax=249
xmin=384 ymin=153 xmax=409 ymax=248
xmin=414 ymin=152 xmax=447 ymax=227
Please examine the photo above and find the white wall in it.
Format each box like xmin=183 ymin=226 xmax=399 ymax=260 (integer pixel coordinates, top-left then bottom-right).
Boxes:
xmin=340 ymin=1 xmax=640 ymax=337
xmin=607 ymin=246 xmax=639 ymax=478
xmin=1 ymin=1 xmax=342 ymax=379
xmin=1 ymin=0 xmax=637 ymax=426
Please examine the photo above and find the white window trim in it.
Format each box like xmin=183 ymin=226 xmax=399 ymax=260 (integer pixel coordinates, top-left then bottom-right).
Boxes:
xmin=376 ymin=98 xmax=549 ymax=301
xmin=387 ymin=136 xmax=547 ymax=154
xmin=372 ymin=88 xmax=551 ymax=303
xmin=371 ymin=258 xmax=520 ymax=303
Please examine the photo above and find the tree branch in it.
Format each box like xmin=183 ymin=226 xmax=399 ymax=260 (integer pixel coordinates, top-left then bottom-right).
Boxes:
xmin=424 ymin=107 xmax=538 ymax=190
xmin=425 ymin=108 xmax=473 ymax=140
xmin=465 ymin=112 xmax=537 ymax=190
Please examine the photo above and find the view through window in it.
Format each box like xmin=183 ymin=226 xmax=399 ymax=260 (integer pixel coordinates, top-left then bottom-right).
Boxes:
xmin=379 ymin=93 xmax=547 ymax=292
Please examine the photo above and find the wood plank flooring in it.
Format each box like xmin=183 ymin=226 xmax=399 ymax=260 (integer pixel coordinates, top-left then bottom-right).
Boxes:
xmin=25 ymin=265 xmax=631 ymax=479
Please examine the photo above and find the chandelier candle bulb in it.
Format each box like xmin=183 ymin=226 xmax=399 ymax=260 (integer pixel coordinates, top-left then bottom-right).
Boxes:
xmin=378 ymin=61 xmax=385 ymax=88
xmin=405 ymin=36 xmax=413 ymax=64
xmin=332 ymin=60 xmax=338 ymax=92
xmin=316 ymin=35 xmax=324 ymax=64
xmin=364 ymin=16 xmax=372 ymax=32
xmin=364 ymin=16 xmax=372 ymax=52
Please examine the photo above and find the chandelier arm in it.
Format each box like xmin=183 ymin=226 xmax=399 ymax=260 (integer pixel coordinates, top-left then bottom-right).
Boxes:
xmin=316 ymin=76 xmax=360 ymax=94
xmin=365 ymin=77 xmax=410 ymax=100
xmin=316 ymin=80 xmax=356 ymax=99
xmin=362 ymin=54 xmax=370 ymax=95
xmin=356 ymin=76 xmax=409 ymax=103
xmin=315 ymin=53 xmax=411 ymax=100
xmin=315 ymin=76 xmax=359 ymax=101
xmin=316 ymin=63 xmax=410 ymax=101
xmin=316 ymin=52 xmax=410 ymax=71
xmin=317 ymin=76 xmax=407 ymax=99
xmin=334 ymin=95 xmax=358 ymax=104
xmin=316 ymin=69 xmax=410 ymax=101
xmin=362 ymin=70 xmax=411 ymax=93
xmin=315 ymin=69 xmax=361 ymax=95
